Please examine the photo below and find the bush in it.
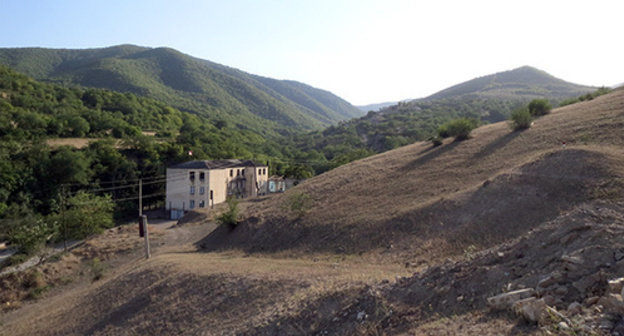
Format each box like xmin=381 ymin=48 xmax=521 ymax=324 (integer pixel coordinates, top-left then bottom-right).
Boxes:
xmin=528 ymin=99 xmax=552 ymax=116
xmin=559 ymin=87 xmax=612 ymax=107
xmin=445 ymin=118 xmax=477 ymax=140
xmin=510 ymin=107 xmax=533 ymax=130
xmin=436 ymin=124 xmax=450 ymax=138
xmin=59 ymin=192 xmax=114 ymax=240
xmin=429 ymin=135 xmax=443 ymax=147
xmin=216 ymin=197 xmax=239 ymax=227
xmin=89 ymin=257 xmax=106 ymax=281
xmin=285 ymin=192 xmax=312 ymax=218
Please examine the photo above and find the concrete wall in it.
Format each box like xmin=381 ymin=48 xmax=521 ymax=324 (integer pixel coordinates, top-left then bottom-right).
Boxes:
xmin=166 ymin=165 xmax=269 ymax=214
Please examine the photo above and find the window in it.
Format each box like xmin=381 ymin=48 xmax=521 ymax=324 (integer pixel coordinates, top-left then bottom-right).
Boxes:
xmin=210 ymin=190 xmax=213 ymax=200
xmin=230 ymin=169 xmax=233 ymax=177
xmin=199 ymin=200 xmax=205 ymax=208
xmin=189 ymin=200 xmax=195 ymax=209
xmin=263 ymin=168 xmax=266 ymax=175
xmin=199 ymin=186 xmax=205 ymax=195
xmin=190 ymin=186 xmax=195 ymax=195
xmin=189 ymin=171 xmax=195 ymax=181
xmin=199 ymin=172 xmax=205 ymax=181
xmin=237 ymin=169 xmax=240 ymax=176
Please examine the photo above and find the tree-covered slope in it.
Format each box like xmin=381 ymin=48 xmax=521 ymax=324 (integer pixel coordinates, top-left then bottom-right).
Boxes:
xmin=0 ymin=45 xmax=363 ymax=135
xmin=292 ymin=66 xmax=596 ymax=160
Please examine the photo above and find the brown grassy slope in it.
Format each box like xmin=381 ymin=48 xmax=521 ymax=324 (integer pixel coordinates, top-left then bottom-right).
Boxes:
xmin=1 ymin=251 xmax=408 ymax=336
xmin=201 ymin=88 xmax=624 ymax=264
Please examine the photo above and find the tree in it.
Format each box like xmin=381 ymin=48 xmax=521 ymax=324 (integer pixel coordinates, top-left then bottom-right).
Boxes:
xmin=510 ymin=107 xmax=532 ymax=130
xmin=216 ymin=197 xmax=239 ymax=227
xmin=60 ymin=192 xmax=114 ymax=239
xmin=528 ymin=99 xmax=552 ymax=116
xmin=443 ymin=118 xmax=478 ymax=140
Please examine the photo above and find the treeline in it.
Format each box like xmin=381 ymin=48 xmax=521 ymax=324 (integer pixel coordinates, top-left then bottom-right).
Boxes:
xmin=0 ymin=65 xmax=318 ymax=257
xmin=288 ymin=97 xmax=526 ymax=170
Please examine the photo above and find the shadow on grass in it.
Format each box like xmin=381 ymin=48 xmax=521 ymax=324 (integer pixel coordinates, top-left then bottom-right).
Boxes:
xmin=401 ymin=141 xmax=461 ymax=171
xmin=471 ymin=130 xmax=522 ymax=160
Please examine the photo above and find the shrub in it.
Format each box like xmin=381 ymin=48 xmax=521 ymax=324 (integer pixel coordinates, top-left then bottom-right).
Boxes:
xmin=510 ymin=107 xmax=533 ymax=130
xmin=436 ymin=124 xmax=450 ymax=138
xmin=429 ymin=135 xmax=443 ymax=147
xmin=528 ymin=99 xmax=552 ymax=116
xmin=445 ymin=118 xmax=477 ymax=140
xmin=285 ymin=192 xmax=312 ymax=218
xmin=216 ymin=197 xmax=239 ymax=227
xmin=59 ymin=192 xmax=114 ymax=240
xmin=89 ymin=257 xmax=106 ymax=281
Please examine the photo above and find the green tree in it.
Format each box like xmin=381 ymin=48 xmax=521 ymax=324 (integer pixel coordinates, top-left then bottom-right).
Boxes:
xmin=528 ymin=99 xmax=552 ymax=116
xmin=444 ymin=118 xmax=478 ymax=140
xmin=510 ymin=107 xmax=533 ymax=130
xmin=216 ymin=197 xmax=239 ymax=227
xmin=60 ymin=192 xmax=114 ymax=239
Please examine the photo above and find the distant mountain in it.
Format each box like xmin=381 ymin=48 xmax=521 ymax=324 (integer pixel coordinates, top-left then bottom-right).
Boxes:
xmin=425 ymin=66 xmax=594 ymax=101
xmin=292 ymin=66 xmax=597 ymax=162
xmin=356 ymin=101 xmax=399 ymax=112
xmin=0 ymin=45 xmax=363 ymax=135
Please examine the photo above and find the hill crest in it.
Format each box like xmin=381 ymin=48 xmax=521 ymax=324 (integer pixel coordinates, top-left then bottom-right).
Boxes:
xmin=0 ymin=45 xmax=364 ymax=133
xmin=425 ymin=65 xmax=594 ymax=101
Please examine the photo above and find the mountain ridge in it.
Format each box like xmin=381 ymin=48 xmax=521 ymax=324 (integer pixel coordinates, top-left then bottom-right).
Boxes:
xmin=0 ymin=45 xmax=364 ymax=134
xmin=424 ymin=65 xmax=594 ymax=101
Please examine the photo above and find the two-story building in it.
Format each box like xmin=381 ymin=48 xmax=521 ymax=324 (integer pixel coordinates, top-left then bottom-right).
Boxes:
xmin=166 ymin=159 xmax=268 ymax=219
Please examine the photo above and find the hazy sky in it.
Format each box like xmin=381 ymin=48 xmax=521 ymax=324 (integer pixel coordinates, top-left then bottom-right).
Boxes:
xmin=1 ymin=0 xmax=622 ymax=105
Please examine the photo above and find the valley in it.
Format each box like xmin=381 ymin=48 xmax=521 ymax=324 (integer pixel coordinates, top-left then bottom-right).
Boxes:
xmin=1 ymin=87 xmax=623 ymax=335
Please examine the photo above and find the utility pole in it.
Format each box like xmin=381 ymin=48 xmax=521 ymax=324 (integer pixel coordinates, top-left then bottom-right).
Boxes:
xmin=138 ymin=178 xmax=142 ymax=216
xmin=140 ymin=215 xmax=151 ymax=259
xmin=137 ymin=179 xmax=150 ymax=259
xmin=61 ymin=186 xmax=67 ymax=252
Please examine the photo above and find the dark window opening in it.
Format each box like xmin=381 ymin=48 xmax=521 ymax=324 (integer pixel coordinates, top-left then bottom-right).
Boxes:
xmin=189 ymin=171 xmax=195 ymax=181
xmin=199 ymin=172 xmax=205 ymax=181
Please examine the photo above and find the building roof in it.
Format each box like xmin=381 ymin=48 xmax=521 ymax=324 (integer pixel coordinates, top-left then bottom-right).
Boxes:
xmin=169 ymin=159 xmax=266 ymax=170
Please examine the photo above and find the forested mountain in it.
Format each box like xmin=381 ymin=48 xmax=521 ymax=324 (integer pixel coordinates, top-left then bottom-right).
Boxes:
xmin=0 ymin=45 xmax=363 ymax=135
xmin=292 ymin=66 xmax=596 ymax=156
xmin=0 ymin=64 xmax=322 ymax=225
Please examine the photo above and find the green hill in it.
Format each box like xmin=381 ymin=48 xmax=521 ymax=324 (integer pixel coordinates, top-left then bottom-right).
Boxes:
xmin=292 ymin=66 xmax=596 ymax=165
xmin=424 ymin=65 xmax=594 ymax=101
xmin=0 ymin=45 xmax=363 ymax=135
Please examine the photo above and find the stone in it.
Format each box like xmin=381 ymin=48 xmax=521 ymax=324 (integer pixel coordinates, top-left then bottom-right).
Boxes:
xmin=543 ymin=295 xmax=556 ymax=306
xmin=561 ymin=255 xmax=584 ymax=265
xmin=487 ymin=288 xmax=536 ymax=310
xmin=554 ymin=286 xmax=568 ymax=295
xmin=598 ymin=294 xmax=624 ymax=315
xmin=608 ymin=277 xmax=624 ymax=294
xmin=558 ymin=321 xmax=570 ymax=331
xmin=512 ymin=297 xmax=549 ymax=324
xmin=567 ymin=302 xmax=582 ymax=315
xmin=356 ymin=311 xmax=366 ymax=321
xmin=538 ymin=271 xmax=564 ymax=288
xmin=585 ymin=296 xmax=600 ymax=306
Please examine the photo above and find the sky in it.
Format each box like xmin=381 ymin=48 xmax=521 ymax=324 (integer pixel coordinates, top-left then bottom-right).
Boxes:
xmin=1 ymin=0 xmax=623 ymax=105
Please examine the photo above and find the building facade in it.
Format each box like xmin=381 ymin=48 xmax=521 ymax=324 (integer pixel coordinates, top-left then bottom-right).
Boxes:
xmin=166 ymin=159 xmax=268 ymax=219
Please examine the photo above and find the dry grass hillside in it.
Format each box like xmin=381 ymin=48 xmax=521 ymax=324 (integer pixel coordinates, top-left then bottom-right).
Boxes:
xmin=203 ymin=88 xmax=624 ymax=265
xmin=1 ymin=88 xmax=623 ymax=335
